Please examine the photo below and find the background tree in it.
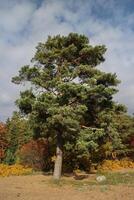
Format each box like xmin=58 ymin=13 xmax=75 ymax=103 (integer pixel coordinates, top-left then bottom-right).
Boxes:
xmin=12 ymin=33 xmax=123 ymax=179
xmin=4 ymin=112 xmax=33 ymax=164
xmin=113 ymin=108 xmax=134 ymax=159
xmin=0 ymin=122 xmax=8 ymax=162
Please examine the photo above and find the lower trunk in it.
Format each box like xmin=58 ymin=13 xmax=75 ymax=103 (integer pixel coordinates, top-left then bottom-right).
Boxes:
xmin=53 ymin=133 xmax=63 ymax=180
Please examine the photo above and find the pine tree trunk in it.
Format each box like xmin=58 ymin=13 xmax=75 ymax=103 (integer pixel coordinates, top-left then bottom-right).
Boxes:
xmin=53 ymin=133 xmax=63 ymax=180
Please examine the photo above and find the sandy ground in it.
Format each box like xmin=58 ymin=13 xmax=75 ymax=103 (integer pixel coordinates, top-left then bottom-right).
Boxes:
xmin=0 ymin=175 xmax=134 ymax=200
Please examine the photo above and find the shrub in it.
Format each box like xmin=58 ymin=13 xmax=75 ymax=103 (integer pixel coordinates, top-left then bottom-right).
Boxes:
xmin=98 ymin=158 xmax=134 ymax=171
xmin=18 ymin=138 xmax=52 ymax=171
xmin=0 ymin=164 xmax=32 ymax=177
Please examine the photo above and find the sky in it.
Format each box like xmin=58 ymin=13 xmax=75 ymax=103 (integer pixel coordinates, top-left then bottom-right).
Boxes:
xmin=0 ymin=0 xmax=134 ymax=121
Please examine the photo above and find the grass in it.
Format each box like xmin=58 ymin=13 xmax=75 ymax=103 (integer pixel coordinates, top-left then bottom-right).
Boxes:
xmin=97 ymin=171 xmax=134 ymax=185
xmin=41 ymin=171 xmax=134 ymax=189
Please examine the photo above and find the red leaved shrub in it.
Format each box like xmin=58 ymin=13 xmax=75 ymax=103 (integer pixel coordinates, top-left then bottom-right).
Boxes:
xmin=18 ymin=138 xmax=52 ymax=171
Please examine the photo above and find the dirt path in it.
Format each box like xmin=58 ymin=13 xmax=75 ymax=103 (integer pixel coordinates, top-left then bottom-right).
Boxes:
xmin=0 ymin=175 xmax=134 ymax=200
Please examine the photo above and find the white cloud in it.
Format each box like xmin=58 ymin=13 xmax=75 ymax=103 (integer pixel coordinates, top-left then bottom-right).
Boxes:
xmin=0 ymin=1 xmax=36 ymax=34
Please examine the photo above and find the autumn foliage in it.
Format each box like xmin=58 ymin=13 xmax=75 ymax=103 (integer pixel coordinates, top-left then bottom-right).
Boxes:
xmin=98 ymin=159 xmax=134 ymax=171
xmin=0 ymin=164 xmax=32 ymax=177
xmin=18 ymin=138 xmax=52 ymax=170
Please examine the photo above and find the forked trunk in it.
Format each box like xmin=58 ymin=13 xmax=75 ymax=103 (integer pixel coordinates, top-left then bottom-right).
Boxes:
xmin=53 ymin=133 xmax=63 ymax=180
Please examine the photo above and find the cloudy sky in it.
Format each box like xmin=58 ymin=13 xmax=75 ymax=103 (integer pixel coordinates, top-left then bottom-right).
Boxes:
xmin=0 ymin=0 xmax=134 ymax=121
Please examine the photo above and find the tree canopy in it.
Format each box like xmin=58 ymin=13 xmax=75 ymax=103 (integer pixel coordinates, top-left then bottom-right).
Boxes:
xmin=12 ymin=33 xmax=131 ymax=179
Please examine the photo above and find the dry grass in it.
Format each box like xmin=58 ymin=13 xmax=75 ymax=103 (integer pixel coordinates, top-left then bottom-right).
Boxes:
xmin=0 ymin=172 xmax=134 ymax=200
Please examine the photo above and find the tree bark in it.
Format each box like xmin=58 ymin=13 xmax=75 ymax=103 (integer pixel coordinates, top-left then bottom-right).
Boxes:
xmin=53 ymin=133 xmax=63 ymax=180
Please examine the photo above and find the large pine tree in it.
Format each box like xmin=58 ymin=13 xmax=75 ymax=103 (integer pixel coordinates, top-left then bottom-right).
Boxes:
xmin=12 ymin=33 xmax=121 ymax=179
